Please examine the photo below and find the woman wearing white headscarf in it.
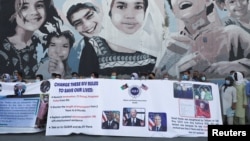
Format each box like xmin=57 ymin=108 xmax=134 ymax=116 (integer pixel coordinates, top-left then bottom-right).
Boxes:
xmin=131 ymin=72 xmax=139 ymax=80
xmin=100 ymin=0 xmax=165 ymax=62
xmin=233 ymin=71 xmax=248 ymax=125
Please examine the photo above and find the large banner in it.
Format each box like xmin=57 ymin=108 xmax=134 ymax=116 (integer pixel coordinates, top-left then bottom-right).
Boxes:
xmin=1 ymin=0 xmax=250 ymax=80
xmin=0 ymin=82 xmax=46 ymax=133
xmin=0 ymin=79 xmax=222 ymax=137
xmin=45 ymin=79 xmax=222 ymax=137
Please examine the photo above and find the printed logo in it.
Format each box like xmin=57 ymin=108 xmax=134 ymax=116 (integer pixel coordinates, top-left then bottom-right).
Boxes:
xmin=129 ymin=86 xmax=141 ymax=98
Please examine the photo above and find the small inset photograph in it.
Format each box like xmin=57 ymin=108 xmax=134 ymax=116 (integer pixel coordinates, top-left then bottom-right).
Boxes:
xmin=148 ymin=112 xmax=167 ymax=132
xmin=102 ymin=111 xmax=120 ymax=130
xmin=173 ymin=82 xmax=193 ymax=99
xmin=195 ymin=100 xmax=211 ymax=118
xmin=35 ymin=94 xmax=49 ymax=128
xmin=123 ymin=108 xmax=145 ymax=127
xmin=14 ymin=83 xmax=26 ymax=96
xmin=40 ymin=80 xmax=50 ymax=93
xmin=193 ymin=84 xmax=213 ymax=101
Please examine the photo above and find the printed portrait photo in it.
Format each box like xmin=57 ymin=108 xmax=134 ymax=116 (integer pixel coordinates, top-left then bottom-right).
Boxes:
xmin=148 ymin=112 xmax=167 ymax=132
xmin=35 ymin=94 xmax=49 ymax=128
xmin=14 ymin=83 xmax=27 ymax=96
xmin=195 ymin=100 xmax=211 ymax=118
xmin=101 ymin=110 xmax=120 ymax=130
xmin=40 ymin=80 xmax=51 ymax=93
xmin=123 ymin=108 xmax=145 ymax=127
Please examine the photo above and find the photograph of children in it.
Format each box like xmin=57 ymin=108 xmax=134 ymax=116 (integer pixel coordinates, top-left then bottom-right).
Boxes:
xmin=173 ymin=82 xmax=193 ymax=99
xmin=40 ymin=80 xmax=51 ymax=93
xmin=123 ymin=108 xmax=145 ymax=127
xmin=35 ymin=94 xmax=49 ymax=128
xmin=35 ymin=30 xmax=75 ymax=79
xmin=195 ymin=100 xmax=211 ymax=118
xmin=193 ymin=84 xmax=213 ymax=101
xmin=148 ymin=112 xmax=167 ymax=132
xmin=14 ymin=83 xmax=26 ymax=96
xmin=101 ymin=111 xmax=120 ymax=130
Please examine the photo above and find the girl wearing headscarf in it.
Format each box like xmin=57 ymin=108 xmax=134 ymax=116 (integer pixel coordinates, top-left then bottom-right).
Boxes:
xmin=36 ymin=30 xmax=75 ymax=79
xmin=0 ymin=0 xmax=62 ymax=79
xmin=100 ymin=0 xmax=165 ymax=64
xmin=233 ymin=72 xmax=248 ymax=125
xmin=220 ymin=76 xmax=237 ymax=125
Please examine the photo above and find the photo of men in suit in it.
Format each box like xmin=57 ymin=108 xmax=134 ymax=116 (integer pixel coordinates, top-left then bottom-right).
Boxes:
xmin=102 ymin=111 xmax=119 ymax=129
xmin=149 ymin=113 xmax=167 ymax=131
xmin=123 ymin=108 xmax=145 ymax=127
xmin=151 ymin=114 xmax=167 ymax=131
xmin=14 ymin=83 xmax=26 ymax=96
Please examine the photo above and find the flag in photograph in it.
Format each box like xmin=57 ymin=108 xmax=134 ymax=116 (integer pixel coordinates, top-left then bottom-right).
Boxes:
xmin=123 ymin=112 xmax=129 ymax=125
xmin=148 ymin=117 xmax=155 ymax=131
xmin=141 ymin=84 xmax=148 ymax=90
xmin=121 ymin=83 xmax=128 ymax=90
xmin=102 ymin=111 xmax=107 ymax=122
xmin=123 ymin=113 xmax=128 ymax=121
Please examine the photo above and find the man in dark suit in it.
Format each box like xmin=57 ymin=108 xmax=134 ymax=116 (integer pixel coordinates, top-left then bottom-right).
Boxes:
xmin=151 ymin=114 xmax=167 ymax=131
xmin=125 ymin=108 xmax=144 ymax=126
xmin=102 ymin=112 xmax=119 ymax=129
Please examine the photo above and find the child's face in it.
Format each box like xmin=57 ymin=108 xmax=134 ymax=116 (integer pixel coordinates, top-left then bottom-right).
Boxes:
xmin=224 ymin=0 xmax=249 ymax=18
xmin=15 ymin=0 xmax=46 ymax=31
xmin=48 ymin=36 xmax=70 ymax=61
xmin=110 ymin=0 xmax=145 ymax=34
xmin=170 ymin=0 xmax=206 ymax=21
xmin=70 ymin=8 xmax=102 ymax=38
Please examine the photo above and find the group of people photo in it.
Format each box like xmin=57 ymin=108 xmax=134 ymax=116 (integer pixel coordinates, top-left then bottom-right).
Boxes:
xmin=0 ymin=0 xmax=164 ymax=80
